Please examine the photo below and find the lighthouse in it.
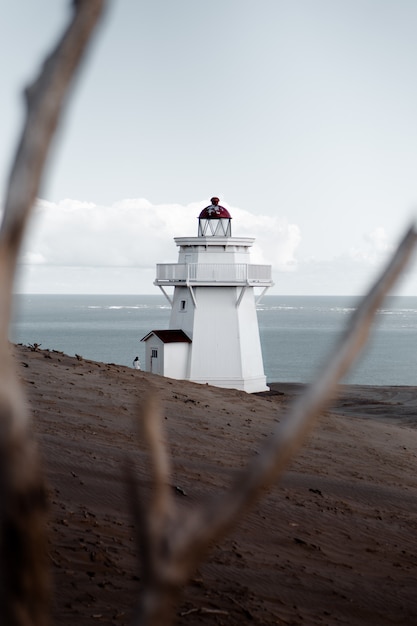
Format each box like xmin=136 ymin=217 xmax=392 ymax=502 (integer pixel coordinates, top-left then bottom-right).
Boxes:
xmin=141 ymin=197 xmax=273 ymax=393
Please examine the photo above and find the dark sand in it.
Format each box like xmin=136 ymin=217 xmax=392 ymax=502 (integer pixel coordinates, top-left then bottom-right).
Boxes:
xmin=14 ymin=344 xmax=417 ymax=625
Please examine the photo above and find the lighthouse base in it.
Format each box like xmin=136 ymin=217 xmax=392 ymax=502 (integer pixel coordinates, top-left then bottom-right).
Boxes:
xmin=189 ymin=375 xmax=269 ymax=394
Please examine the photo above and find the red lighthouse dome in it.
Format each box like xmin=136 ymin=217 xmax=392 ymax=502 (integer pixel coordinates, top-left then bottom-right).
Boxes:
xmin=198 ymin=197 xmax=232 ymax=236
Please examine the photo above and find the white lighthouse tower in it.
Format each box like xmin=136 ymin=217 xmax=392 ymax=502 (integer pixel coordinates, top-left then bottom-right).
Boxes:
xmin=141 ymin=197 xmax=273 ymax=393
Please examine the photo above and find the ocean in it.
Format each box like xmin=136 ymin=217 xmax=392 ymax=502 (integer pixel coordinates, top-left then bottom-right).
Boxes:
xmin=9 ymin=294 xmax=417 ymax=386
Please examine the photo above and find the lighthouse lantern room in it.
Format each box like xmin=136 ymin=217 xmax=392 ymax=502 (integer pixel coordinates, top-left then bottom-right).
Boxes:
xmin=141 ymin=197 xmax=273 ymax=393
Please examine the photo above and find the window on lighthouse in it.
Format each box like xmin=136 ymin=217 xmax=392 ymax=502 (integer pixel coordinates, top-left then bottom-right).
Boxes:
xmin=180 ymin=299 xmax=187 ymax=311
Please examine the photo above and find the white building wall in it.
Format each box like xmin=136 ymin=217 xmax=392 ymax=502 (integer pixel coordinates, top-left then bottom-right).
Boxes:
xmin=187 ymin=287 xmax=242 ymax=385
xmin=177 ymin=241 xmax=253 ymax=266
xmin=235 ymin=288 xmax=269 ymax=391
xmin=169 ymin=287 xmax=196 ymax=337
xmin=163 ymin=343 xmax=190 ymax=380
xmin=176 ymin=286 xmax=269 ymax=392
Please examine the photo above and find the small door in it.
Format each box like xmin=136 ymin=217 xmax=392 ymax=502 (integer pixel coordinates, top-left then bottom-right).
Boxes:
xmin=150 ymin=347 xmax=160 ymax=374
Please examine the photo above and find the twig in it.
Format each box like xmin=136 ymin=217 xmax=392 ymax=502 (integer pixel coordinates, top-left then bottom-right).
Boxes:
xmin=132 ymin=224 xmax=417 ymax=626
xmin=130 ymin=391 xmax=179 ymax=625
xmin=0 ymin=3 xmax=106 ymax=625
xmin=179 ymin=608 xmax=199 ymax=617
xmin=180 ymin=607 xmax=229 ymax=617
xmin=0 ymin=0 xmax=107 ymax=337
xmin=185 ymin=225 xmax=417 ymax=542
xmin=140 ymin=392 xmax=174 ymax=526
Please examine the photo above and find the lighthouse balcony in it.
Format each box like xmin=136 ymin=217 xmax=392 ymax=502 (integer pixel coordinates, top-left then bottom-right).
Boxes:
xmin=154 ymin=263 xmax=273 ymax=286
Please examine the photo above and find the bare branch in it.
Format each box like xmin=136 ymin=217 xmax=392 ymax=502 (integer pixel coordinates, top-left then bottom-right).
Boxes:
xmin=187 ymin=225 xmax=417 ymax=541
xmin=0 ymin=0 xmax=107 ymax=336
xmin=132 ymin=224 xmax=417 ymax=626
xmin=140 ymin=391 xmax=175 ymax=526
xmin=129 ymin=392 xmax=180 ymax=626
xmin=0 ymin=2 xmax=106 ymax=625
xmin=126 ymin=391 xmax=175 ymax=581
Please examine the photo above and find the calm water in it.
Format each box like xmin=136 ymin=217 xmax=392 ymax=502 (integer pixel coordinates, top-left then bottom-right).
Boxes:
xmin=9 ymin=294 xmax=417 ymax=386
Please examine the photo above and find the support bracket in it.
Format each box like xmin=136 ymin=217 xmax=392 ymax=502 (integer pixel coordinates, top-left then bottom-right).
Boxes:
xmin=256 ymin=286 xmax=270 ymax=305
xmin=236 ymin=286 xmax=247 ymax=308
xmin=158 ymin=285 xmax=173 ymax=307
xmin=187 ymin=284 xmax=197 ymax=308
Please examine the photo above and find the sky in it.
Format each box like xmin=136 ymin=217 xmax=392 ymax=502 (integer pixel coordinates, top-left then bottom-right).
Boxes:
xmin=2 ymin=1 xmax=417 ymax=295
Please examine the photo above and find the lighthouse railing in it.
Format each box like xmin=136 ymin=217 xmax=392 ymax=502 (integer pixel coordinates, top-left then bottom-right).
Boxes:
xmin=247 ymin=264 xmax=272 ymax=282
xmin=155 ymin=263 xmax=272 ymax=285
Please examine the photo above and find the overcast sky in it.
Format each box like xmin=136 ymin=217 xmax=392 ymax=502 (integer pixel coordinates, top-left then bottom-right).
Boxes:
xmin=2 ymin=1 xmax=417 ymax=295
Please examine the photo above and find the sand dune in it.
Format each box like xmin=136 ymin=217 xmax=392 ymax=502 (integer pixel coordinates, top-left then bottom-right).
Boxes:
xmin=14 ymin=343 xmax=417 ymax=625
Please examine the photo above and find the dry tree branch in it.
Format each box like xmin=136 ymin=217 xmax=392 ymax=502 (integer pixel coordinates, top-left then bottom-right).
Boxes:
xmin=0 ymin=0 xmax=106 ymax=335
xmin=0 ymin=3 xmax=106 ymax=625
xmin=132 ymin=225 xmax=417 ymax=626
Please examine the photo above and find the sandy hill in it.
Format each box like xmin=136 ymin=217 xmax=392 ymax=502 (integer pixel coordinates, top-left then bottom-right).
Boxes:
xmin=13 ymin=343 xmax=417 ymax=625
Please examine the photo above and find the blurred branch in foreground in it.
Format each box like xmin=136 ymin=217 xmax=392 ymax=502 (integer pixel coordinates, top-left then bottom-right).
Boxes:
xmin=0 ymin=3 xmax=106 ymax=625
xmin=130 ymin=224 xmax=417 ymax=626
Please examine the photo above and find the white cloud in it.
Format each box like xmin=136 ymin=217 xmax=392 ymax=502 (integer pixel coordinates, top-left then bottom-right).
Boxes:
xmin=19 ymin=251 xmax=46 ymax=265
xmin=349 ymin=226 xmax=393 ymax=265
xmin=19 ymin=197 xmax=301 ymax=272
xmin=14 ymin=198 xmax=417 ymax=295
xmin=227 ymin=205 xmax=301 ymax=270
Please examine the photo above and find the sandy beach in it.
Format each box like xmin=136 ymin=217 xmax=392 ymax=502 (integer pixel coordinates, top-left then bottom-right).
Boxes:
xmin=13 ymin=343 xmax=417 ymax=625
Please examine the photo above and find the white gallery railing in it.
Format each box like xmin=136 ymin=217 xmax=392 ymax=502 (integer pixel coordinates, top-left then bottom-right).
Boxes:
xmin=155 ymin=263 xmax=272 ymax=285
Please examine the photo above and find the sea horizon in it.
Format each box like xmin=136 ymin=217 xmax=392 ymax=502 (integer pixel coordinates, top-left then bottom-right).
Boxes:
xmin=10 ymin=293 xmax=417 ymax=387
